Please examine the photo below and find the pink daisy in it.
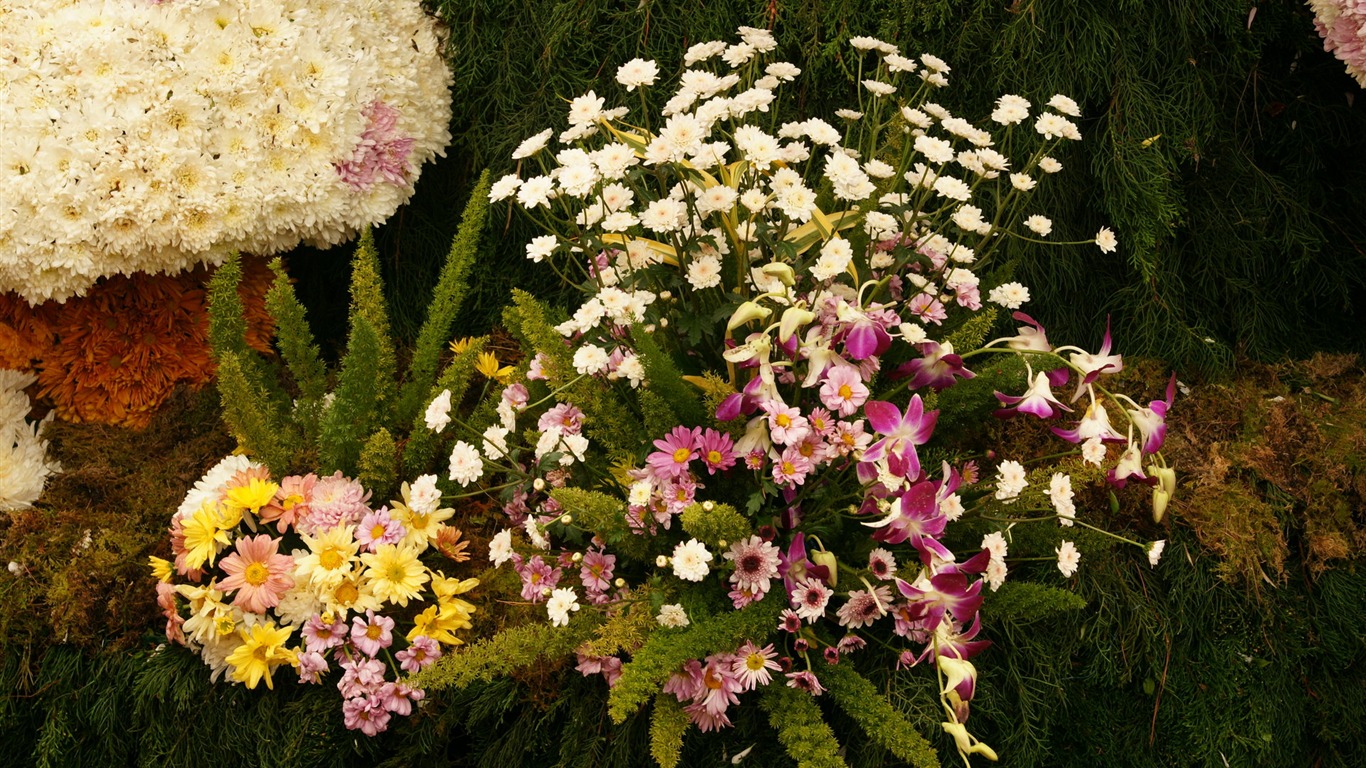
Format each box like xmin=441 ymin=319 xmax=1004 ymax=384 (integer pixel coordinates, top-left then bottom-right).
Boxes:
xmin=819 ymin=365 xmax=869 ymax=417
xmin=835 ymin=585 xmax=893 ymax=629
xmin=217 ymin=534 xmax=295 ymax=614
xmin=790 ymin=577 xmax=833 ymax=622
xmin=646 ymin=426 xmax=700 ymax=481
xmin=731 ymin=641 xmax=780 ymax=690
xmin=356 ymin=507 xmax=406 ymax=552
xmin=259 ymin=473 xmax=317 ymax=533
xmin=697 ymin=428 xmax=737 ymax=474
xmin=303 ymin=614 xmax=349 ymax=653
xmin=786 ymin=669 xmax=825 ymax=696
xmin=537 ymin=403 xmax=585 ymax=435
xmin=868 ymin=548 xmax=898 ymax=580
xmin=762 ymin=401 xmax=810 ymax=446
xmin=579 ymin=549 xmax=616 ymax=593
xmin=517 ymin=555 xmax=561 ymax=602
xmin=771 ymin=446 xmax=814 ymax=488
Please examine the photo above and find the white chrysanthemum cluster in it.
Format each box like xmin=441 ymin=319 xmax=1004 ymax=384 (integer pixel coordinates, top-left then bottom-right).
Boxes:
xmin=0 ymin=370 xmax=61 ymax=512
xmin=0 ymin=0 xmax=453 ymax=303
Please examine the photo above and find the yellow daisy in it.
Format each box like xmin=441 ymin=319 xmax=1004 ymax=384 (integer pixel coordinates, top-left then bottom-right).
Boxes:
xmin=475 ymin=351 xmax=516 ymax=384
xmin=392 ymin=503 xmax=454 ymax=550
xmin=320 ymin=572 xmax=383 ymax=617
xmin=360 ymin=543 xmax=429 ymax=607
xmin=226 ymin=622 xmax=297 ymax=690
xmin=295 ymin=526 xmax=360 ymax=590
xmin=224 ymin=477 xmax=280 ymax=515
xmin=181 ymin=505 xmax=232 ymax=571
xmin=148 ymin=556 xmax=174 ymax=583
xmin=407 ymin=600 xmax=474 ymax=646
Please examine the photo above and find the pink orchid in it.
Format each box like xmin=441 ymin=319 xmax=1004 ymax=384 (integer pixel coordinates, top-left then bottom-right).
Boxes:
xmin=994 ymin=371 xmax=1073 ymax=420
xmin=891 ymin=340 xmax=976 ymax=391
xmin=861 ymin=394 xmax=939 ymax=478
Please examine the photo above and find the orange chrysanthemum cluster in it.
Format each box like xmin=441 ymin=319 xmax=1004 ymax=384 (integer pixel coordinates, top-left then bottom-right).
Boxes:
xmin=0 ymin=259 xmax=275 ymax=429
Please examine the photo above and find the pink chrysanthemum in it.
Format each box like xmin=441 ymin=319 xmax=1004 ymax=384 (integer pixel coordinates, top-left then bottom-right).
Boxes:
xmin=537 ymin=403 xmax=585 ymax=435
xmin=336 ymin=101 xmax=416 ymax=189
xmin=731 ymin=641 xmax=780 ymax=690
xmin=819 ymin=365 xmax=869 ymax=417
xmin=723 ymin=535 xmax=781 ymax=596
xmin=790 ymin=577 xmax=833 ymax=622
xmin=835 ymin=585 xmax=894 ymax=629
xmin=303 ymin=614 xmax=349 ymax=653
xmin=397 ymin=636 xmax=442 ymax=673
xmin=217 ymin=534 xmax=295 ymax=614
xmin=646 ymin=426 xmax=700 ymax=480
xmin=350 ymin=610 xmax=396 ymax=657
xmin=579 ymin=549 xmax=616 ymax=593
xmin=786 ymin=669 xmax=825 ymax=696
xmin=697 ymin=428 xmax=736 ymax=474
xmin=516 ymin=555 xmax=561 ymax=603
xmin=299 ymin=471 xmax=372 ymax=534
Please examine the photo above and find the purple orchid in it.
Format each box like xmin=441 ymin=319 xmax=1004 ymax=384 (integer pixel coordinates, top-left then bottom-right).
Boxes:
xmin=1128 ymin=373 xmax=1177 ymax=454
xmin=895 ymin=572 xmax=984 ymax=635
xmin=860 ymin=395 xmax=939 ymax=480
xmin=863 ymin=480 xmax=954 ymax=561
xmin=891 ymin=340 xmax=976 ymax=391
xmin=778 ymin=532 xmax=832 ymax=594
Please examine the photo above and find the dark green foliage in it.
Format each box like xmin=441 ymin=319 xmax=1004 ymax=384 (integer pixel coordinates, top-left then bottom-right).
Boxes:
xmin=433 ymin=0 xmax=1366 ymax=376
xmin=822 ymin=664 xmax=940 ymax=768
xmin=759 ymin=684 xmax=848 ymax=768
xmin=398 ymin=171 xmax=492 ymax=425
xmin=318 ymin=316 xmax=383 ymax=475
xmin=979 ymin=581 xmax=1088 ymax=626
xmin=608 ymin=596 xmax=784 ymax=723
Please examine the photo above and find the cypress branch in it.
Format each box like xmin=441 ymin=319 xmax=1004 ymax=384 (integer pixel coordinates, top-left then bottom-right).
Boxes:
xmin=607 ymin=596 xmax=782 ymax=723
xmin=215 ymin=352 xmax=294 ymax=475
xmin=679 ymin=502 xmax=752 ymax=549
xmin=822 ymin=663 xmax=941 ymax=768
xmin=548 ymin=488 xmax=653 ymax=562
xmin=759 ymin=683 xmax=849 ymax=768
xmin=207 ymin=253 xmax=282 ymax=410
xmin=318 ymin=316 xmax=382 ymax=475
xmin=410 ymin=615 xmax=598 ymax=692
xmin=630 ymin=327 xmax=706 ymax=427
xmin=357 ymin=427 xmax=398 ymax=501
xmin=399 ymin=170 xmax=492 ymax=424
xmin=264 ymin=258 xmax=328 ymax=405
xmin=348 ymin=228 xmax=398 ymax=423
xmin=648 ymin=694 xmax=690 ymax=768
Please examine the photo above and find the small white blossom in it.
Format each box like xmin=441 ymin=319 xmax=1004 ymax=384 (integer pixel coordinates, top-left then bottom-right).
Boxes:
xmin=1096 ymin=227 xmax=1118 ymax=253
xmin=425 ymin=389 xmax=452 ymax=432
xmin=447 ymin=442 xmax=484 ymax=486
xmin=489 ymin=529 xmax=514 ymax=567
xmin=671 ymin=539 xmax=713 ymax=581
xmin=546 ymin=587 xmax=581 ymax=627
xmin=1024 ymin=215 xmax=1053 ymax=236
xmin=616 ymin=58 xmax=660 ymax=90
xmin=656 ymin=603 xmax=690 ymax=628
xmin=1056 ymin=540 xmax=1081 ymax=577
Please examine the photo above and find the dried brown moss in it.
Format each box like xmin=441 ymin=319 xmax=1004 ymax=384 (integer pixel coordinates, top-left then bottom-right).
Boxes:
xmin=0 ymin=387 xmax=233 ymax=653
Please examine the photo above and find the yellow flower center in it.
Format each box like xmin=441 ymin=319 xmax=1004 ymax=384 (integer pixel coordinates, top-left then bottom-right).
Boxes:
xmin=529 ymin=572 xmax=542 ymax=585
xmin=776 ymin=414 xmax=791 ymax=428
xmin=672 ymin=447 xmax=691 ymax=464
xmin=838 ymin=384 xmax=852 ymax=399
xmin=370 ymin=524 xmax=388 ymax=541
xmin=319 ymin=548 xmax=344 ymax=570
xmin=386 ymin=564 xmax=408 ymax=583
xmin=335 ymin=582 xmax=359 ymax=605
xmin=707 ymin=450 xmax=723 ymax=464
xmin=215 ymin=615 xmax=236 ymax=636
xmin=799 ymin=443 xmax=815 ymax=458
xmin=244 ymin=562 xmax=270 ymax=586
xmin=366 ymin=624 xmax=383 ymax=640
xmin=782 ymin=461 xmax=796 ymax=475
xmin=252 ymin=645 xmax=270 ymax=662
xmin=746 ymin=653 xmax=766 ymax=671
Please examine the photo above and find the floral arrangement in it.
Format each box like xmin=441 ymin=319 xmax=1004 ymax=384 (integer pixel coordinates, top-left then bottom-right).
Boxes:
xmin=0 ymin=258 xmax=276 ymax=428
xmin=0 ymin=370 xmax=60 ymax=512
xmin=1309 ymin=0 xmax=1366 ymax=87
xmin=419 ymin=28 xmax=1174 ymax=765
xmin=152 ymin=455 xmax=478 ymax=735
xmin=0 ymin=0 xmax=452 ymax=304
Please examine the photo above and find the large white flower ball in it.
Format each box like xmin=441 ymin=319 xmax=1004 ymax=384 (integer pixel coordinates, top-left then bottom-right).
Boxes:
xmin=0 ymin=0 xmax=454 ymax=303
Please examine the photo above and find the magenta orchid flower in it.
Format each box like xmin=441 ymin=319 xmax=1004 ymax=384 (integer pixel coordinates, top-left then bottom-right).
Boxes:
xmin=863 ymin=480 xmax=953 ymax=562
xmin=861 ymin=395 xmax=939 ymax=480
xmin=895 ymin=572 xmax=985 ymax=635
xmin=1064 ymin=318 xmax=1123 ymax=400
xmin=778 ymin=532 xmax=832 ymax=594
xmin=994 ymin=371 xmax=1073 ymax=420
xmin=891 ymin=340 xmax=976 ymax=391
xmin=1128 ymin=373 xmax=1177 ymax=454
xmin=1051 ymin=397 xmax=1126 ymax=444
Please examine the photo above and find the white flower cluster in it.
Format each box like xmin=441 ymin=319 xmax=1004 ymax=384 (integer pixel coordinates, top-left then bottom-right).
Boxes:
xmin=0 ymin=0 xmax=453 ymax=303
xmin=0 ymin=370 xmax=61 ymax=512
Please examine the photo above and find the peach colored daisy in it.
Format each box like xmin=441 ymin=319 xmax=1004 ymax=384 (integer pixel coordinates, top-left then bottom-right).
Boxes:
xmin=219 ymin=534 xmax=296 ymax=614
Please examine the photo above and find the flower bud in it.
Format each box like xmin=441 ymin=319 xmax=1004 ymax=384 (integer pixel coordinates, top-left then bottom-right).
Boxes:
xmin=1151 ymin=487 xmax=1170 ymax=523
xmin=716 ymin=539 xmax=728 ymax=549
xmin=810 ymin=550 xmax=838 ymax=587
xmin=571 ymin=551 xmax=583 ymax=563
xmin=726 ymin=301 xmax=772 ymax=332
xmin=533 ymin=478 xmax=546 ymax=491
xmin=613 ymin=577 xmax=626 ymax=588
xmin=760 ymin=262 xmax=796 ymax=286
xmin=702 ymin=500 xmax=715 ymax=511
xmin=656 ymin=555 xmax=670 ymax=568
xmin=560 ymin=515 xmax=573 ymax=525
xmin=778 ymin=306 xmax=816 ymax=343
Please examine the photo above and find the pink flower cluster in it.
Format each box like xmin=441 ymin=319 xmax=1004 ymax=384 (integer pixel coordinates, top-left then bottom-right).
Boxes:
xmin=336 ymin=101 xmax=417 ymax=189
xmin=1311 ymin=0 xmax=1366 ymax=87
xmin=300 ymin=611 xmax=441 ymax=736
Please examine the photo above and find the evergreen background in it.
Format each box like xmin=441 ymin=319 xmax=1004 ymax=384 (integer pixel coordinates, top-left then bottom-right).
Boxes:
xmin=305 ymin=0 xmax=1366 ymax=376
